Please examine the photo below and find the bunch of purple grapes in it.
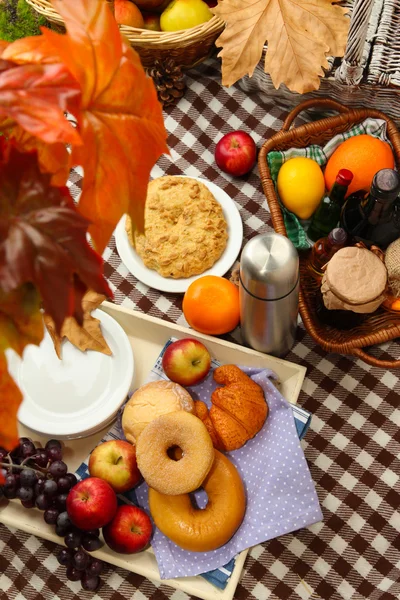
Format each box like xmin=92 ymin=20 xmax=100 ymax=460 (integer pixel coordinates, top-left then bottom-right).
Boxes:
xmin=0 ymin=438 xmax=104 ymax=591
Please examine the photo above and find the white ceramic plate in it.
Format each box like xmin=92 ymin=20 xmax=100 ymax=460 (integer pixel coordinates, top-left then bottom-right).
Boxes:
xmin=6 ymin=310 xmax=134 ymax=440
xmin=114 ymin=176 xmax=243 ymax=293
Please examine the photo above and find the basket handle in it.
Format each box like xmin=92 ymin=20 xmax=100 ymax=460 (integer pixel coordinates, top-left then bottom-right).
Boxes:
xmin=282 ymin=99 xmax=351 ymax=132
xmin=351 ymin=347 xmax=400 ymax=369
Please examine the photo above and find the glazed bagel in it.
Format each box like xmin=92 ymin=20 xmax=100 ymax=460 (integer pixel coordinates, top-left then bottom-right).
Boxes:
xmin=149 ymin=450 xmax=246 ymax=552
xmin=136 ymin=411 xmax=214 ymax=495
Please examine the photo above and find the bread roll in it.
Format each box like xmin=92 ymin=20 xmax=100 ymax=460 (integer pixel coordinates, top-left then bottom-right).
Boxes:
xmin=122 ymin=380 xmax=194 ymax=444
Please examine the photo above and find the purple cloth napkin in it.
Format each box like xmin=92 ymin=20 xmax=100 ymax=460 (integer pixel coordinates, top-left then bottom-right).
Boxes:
xmin=134 ymin=366 xmax=323 ymax=579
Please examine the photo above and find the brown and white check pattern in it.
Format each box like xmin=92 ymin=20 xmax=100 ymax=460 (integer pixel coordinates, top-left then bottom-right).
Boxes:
xmin=1 ymin=58 xmax=399 ymax=600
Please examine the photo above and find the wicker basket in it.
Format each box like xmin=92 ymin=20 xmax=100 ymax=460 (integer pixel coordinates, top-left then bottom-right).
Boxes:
xmin=258 ymin=98 xmax=400 ymax=369
xmin=27 ymin=0 xmax=224 ymax=69
xmin=240 ymin=0 xmax=400 ymax=123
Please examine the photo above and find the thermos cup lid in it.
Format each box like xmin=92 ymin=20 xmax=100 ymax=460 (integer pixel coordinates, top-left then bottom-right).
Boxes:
xmin=239 ymin=233 xmax=299 ymax=300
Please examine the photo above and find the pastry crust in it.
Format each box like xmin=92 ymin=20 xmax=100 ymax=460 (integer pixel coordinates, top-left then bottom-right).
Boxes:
xmin=122 ymin=380 xmax=194 ymax=445
xmin=126 ymin=176 xmax=228 ymax=279
xmin=149 ymin=450 xmax=246 ymax=552
xmin=195 ymin=365 xmax=268 ymax=451
xmin=136 ymin=411 xmax=215 ymax=495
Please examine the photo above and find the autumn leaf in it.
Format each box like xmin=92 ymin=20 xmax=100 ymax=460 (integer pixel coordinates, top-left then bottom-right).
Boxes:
xmin=2 ymin=34 xmax=60 ymax=65
xmin=0 ymin=283 xmax=43 ymax=455
xmin=0 ymin=284 xmax=44 ymax=357
xmin=0 ymin=60 xmax=81 ymax=145
xmin=0 ymin=143 xmax=112 ymax=332
xmin=0 ymin=117 xmax=71 ymax=186
xmin=44 ymin=291 xmax=112 ymax=359
xmin=0 ymin=353 xmax=22 ymax=455
xmin=39 ymin=0 xmax=168 ymax=252
xmin=214 ymin=0 xmax=349 ymax=93
xmin=0 ymin=35 xmax=75 ymax=179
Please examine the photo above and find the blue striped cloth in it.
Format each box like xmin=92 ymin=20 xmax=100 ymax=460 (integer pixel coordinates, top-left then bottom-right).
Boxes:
xmin=75 ymin=341 xmax=312 ymax=590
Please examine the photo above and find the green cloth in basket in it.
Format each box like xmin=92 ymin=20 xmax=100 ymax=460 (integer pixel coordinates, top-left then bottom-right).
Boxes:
xmin=267 ymin=118 xmax=390 ymax=250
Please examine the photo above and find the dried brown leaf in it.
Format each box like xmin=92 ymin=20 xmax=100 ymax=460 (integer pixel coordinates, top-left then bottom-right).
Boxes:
xmin=61 ymin=314 xmax=112 ymax=356
xmin=44 ymin=291 xmax=111 ymax=358
xmin=214 ymin=0 xmax=349 ymax=93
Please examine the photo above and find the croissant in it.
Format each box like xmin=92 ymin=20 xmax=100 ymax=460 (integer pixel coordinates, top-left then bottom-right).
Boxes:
xmin=194 ymin=364 xmax=268 ymax=452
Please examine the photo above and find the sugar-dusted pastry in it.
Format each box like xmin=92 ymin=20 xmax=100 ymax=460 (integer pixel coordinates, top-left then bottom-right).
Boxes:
xmin=126 ymin=176 xmax=228 ymax=278
xmin=122 ymin=380 xmax=194 ymax=445
xmin=194 ymin=364 xmax=268 ymax=451
xmin=149 ymin=450 xmax=246 ymax=551
xmin=136 ymin=411 xmax=215 ymax=495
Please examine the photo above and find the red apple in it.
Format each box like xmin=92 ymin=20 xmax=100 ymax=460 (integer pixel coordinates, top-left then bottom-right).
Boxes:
xmin=88 ymin=440 xmax=141 ymax=494
xmin=134 ymin=0 xmax=167 ymax=10
xmin=142 ymin=11 xmax=161 ymax=30
xmin=103 ymin=505 xmax=152 ymax=554
xmin=162 ymin=338 xmax=211 ymax=386
xmin=215 ymin=131 xmax=257 ymax=177
xmin=66 ymin=477 xmax=117 ymax=531
xmin=114 ymin=0 xmax=145 ymax=27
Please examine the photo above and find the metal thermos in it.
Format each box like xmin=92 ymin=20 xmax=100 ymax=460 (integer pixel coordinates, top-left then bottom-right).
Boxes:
xmin=239 ymin=233 xmax=299 ymax=357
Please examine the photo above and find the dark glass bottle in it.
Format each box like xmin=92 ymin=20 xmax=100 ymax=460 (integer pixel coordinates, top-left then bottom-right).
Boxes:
xmin=341 ymin=168 xmax=400 ymax=249
xmin=308 ymin=228 xmax=348 ymax=281
xmin=307 ymin=169 xmax=353 ymax=242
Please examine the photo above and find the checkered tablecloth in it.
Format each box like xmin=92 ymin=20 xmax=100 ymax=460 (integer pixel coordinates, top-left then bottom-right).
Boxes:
xmin=1 ymin=57 xmax=400 ymax=600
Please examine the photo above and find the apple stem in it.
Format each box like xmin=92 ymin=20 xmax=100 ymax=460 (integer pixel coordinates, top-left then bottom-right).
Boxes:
xmin=192 ymin=359 xmax=201 ymax=366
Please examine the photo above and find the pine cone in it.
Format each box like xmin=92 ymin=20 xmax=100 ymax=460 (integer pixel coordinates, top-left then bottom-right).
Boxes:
xmin=147 ymin=59 xmax=186 ymax=107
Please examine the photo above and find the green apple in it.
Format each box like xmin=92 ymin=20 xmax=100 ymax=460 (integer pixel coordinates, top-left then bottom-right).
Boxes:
xmin=160 ymin=0 xmax=212 ymax=31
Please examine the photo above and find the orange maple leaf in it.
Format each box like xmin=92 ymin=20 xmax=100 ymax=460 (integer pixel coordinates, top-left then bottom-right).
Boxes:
xmin=0 ymin=60 xmax=81 ymax=145
xmin=0 ymin=285 xmax=44 ymax=460
xmin=42 ymin=0 xmax=168 ymax=252
xmin=0 ymin=353 xmax=23 ymax=462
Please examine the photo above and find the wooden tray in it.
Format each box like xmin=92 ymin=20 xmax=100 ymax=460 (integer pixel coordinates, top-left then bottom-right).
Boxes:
xmin=0 ymin=302 xmax=306 ymax=600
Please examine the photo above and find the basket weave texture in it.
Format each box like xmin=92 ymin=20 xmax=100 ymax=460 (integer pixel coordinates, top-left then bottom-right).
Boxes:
xmin=240 ymin=0 xmax=400 ymax=122
xmin=258 ymin=98 xmax=400 ymax=369
xmin=27 ymin=0 xmax=224 ymax=69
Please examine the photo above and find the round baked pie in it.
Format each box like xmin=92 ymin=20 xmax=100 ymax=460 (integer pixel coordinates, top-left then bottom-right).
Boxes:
xmin=126 ymin=176 xmax=228 ymax=279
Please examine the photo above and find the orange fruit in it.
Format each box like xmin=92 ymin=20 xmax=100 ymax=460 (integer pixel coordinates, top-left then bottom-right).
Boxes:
xmin=324 ymin=134 xmax=395 ymax=197
xmin=183 ymin=275 xmax=240 ymax=335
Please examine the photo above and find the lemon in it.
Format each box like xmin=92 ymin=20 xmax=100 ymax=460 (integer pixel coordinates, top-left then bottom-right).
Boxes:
xmin=277 ymin=157 xmax=325 ymax=220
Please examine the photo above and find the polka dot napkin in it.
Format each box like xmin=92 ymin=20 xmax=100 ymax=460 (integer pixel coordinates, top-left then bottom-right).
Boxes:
xmin=134 ymin=341 xmax=323 ymax=580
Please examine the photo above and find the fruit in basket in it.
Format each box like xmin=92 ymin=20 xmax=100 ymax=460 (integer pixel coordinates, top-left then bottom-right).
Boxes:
xmin=114 ymin=0 xmax=145 ymax=27
xmin=134 ymin=0 xmax=168 ymax=10
xmin=162 ymin=338 xmax=211 ymax=385
xmin=277 ymin=157 xmax=325 ymax=220
xmin=215 ymin=131 xmax=257 ymax=177
xmin=88 ymin=440 xmax=141 ymax=494
xmin=103 ymin=505 xmax=152 ymax=553
xmin=160 ymin=0 xmax=212 ymax=31
xmin=324 ymin=135 xmax=395 ymax=198
xmin=183 ymin=275 xmax=240 ymax=335
xmin=66 ymin=477 xmax=118 ymax=530
xmin=142 ymin=12 xmax=161 ymax=30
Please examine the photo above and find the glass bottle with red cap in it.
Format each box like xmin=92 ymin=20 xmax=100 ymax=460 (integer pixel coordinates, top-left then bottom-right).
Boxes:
xmin=307 ymin=169 xmax=354 ymax=242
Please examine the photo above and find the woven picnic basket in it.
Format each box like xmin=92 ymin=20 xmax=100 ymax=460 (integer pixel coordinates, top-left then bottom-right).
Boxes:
xmin=240 ymin=0 xmax=400 ymax=123
xmin=258 ymin=98 xmax=400 ymax=369
xmin=27 ymin=0 xmax=224 ymax=69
